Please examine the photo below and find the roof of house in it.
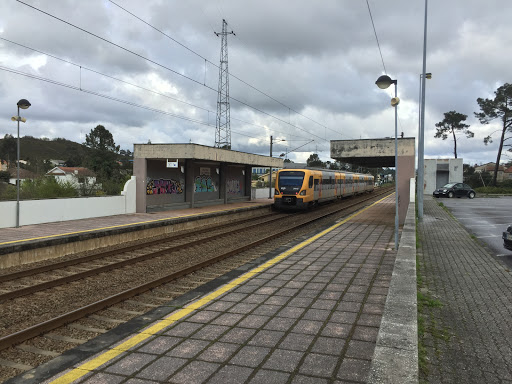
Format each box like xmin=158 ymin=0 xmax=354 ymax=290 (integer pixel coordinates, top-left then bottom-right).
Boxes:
xmin=8 ymin=167 xmax=38 ymax=179
xmin=475 ymin=163 xmax=505 ymax=172
xmin=46 ymin=167 xmax=96 ymax=177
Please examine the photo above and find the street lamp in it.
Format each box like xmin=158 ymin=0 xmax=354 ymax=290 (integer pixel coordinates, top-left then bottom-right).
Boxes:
xmin=418 ymin=0 xmax=429 ymax=220
xmin=417 ymin=72 xmax=431 ymax=220
xmin=11 ymin=98 xmax=31 ymax=228
xmin=375 ymin=75 xmax=399 ymax=249
xmin=269 ymin=136 xmax=285 ymax=199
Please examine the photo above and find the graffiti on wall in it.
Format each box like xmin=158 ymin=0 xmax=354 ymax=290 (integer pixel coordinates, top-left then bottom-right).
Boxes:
xmin=195 ymin=175 xmax=217 ymax=193
xmin=146 ymin=178 xmax=184 ymax=195
xmin=227 ymin=179 xmax=242 ymax=194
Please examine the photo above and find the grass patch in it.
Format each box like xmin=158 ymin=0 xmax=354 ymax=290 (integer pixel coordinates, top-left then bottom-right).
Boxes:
xmin=416 ymin=225 xmax=451 ymax=380
xmin=436 ymin=201 xmax=456 ymax=219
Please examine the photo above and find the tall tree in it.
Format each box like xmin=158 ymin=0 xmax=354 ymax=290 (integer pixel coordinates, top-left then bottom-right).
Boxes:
xmin=83 ymin=125 xmax=120 ymax=181
xmin=84 ymin=125 xmax=120 ymax=153
xmin=475 ymin=83 xmax=512 ymax=186
xmin=434 ymin=111 xmax=473 ymax=159
xmin=306 ymin=153 xmax=325 ymax=168
xmin=0 ymin=134 xmax=17 ymax=164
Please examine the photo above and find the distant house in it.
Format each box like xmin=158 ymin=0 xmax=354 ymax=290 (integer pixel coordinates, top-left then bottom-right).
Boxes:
xmin=504 ymin=166 xmax=512 ymax=180
xmin=256 ymin=170 xmax=279 ymax=184
xmin=252 ymin=167 xmax=269 ymax=175
xmin=475 ymin=162 xmax=505 ymax=182
xmin=49 ymin=159 xmax=66 ymax=167
xmin=8 ymin=168 xmax=38 ymax=186
xmin=46 ymin=167 xmax=97 ymax=191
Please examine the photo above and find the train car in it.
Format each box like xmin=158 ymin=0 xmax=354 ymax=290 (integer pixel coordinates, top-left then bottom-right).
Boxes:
xmin=274 ymin=168 xmax=374 ymax=210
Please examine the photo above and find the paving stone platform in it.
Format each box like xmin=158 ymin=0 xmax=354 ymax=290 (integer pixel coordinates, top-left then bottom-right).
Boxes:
xmin=418 ymin=196 xmax=512 ymax=383
xmin=10 ymin=196 xmax=401 ymax=384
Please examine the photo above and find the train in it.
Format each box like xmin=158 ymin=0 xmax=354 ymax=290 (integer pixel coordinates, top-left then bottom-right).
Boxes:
xmin=273 ymin=168 xmax=375 ymax=210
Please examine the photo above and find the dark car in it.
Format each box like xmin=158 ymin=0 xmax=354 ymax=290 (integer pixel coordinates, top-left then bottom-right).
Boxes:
xmin=503 ymin=225 xmax=512 ymax=251
xmin=433 ymin=182 xmax=476 ymax=199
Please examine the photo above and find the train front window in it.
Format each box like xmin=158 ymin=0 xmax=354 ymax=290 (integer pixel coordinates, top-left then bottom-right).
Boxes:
xmin=278 ymin=171 xmax=305 ymax=188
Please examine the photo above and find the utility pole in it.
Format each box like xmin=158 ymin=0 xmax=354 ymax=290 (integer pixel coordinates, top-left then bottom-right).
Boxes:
xmin=214 ymin=19 xmax=235 ymax=149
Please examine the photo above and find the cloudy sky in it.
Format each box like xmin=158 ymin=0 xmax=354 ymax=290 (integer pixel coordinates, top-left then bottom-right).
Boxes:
xmin=0 ymin=0 xmax=510 ymax=166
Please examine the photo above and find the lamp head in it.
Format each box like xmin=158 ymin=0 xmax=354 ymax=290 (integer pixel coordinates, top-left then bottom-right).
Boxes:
xmin=391 ymin=97 xmax=400 ymax=107
xmin=375 ymin=75 xmax=396 ymax=89
xmin=17 ymin=99 xmax=31 ymax=109
xmin=11 ymin=116 xmax=27 ymax=123
xmin=426 ymin=73 xmax=432 ymax=79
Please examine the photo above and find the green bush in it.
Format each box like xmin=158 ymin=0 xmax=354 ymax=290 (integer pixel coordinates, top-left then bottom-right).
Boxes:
xmin=474 ymin=185 xmax=512 ymax=195
xmin=0 ymin=177 xmax=77 ymax=200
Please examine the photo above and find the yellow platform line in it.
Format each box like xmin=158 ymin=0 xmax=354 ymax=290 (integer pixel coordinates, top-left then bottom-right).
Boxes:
xmin=0 ymin=204 xmax=268 ymax=246
xmin=49 ymin=195 xmax=389 ymax=384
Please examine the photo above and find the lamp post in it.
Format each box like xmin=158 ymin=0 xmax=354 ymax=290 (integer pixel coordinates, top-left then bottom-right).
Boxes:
xmin=12 ymin=99 xmax=31 ymax=228
xmin=417 ymin=72 xmax=431 ymax=220
xmin=375 ymin=75 xmax=399 ymax=249
xmin=269 ymin=136 xmax=285 ymax=199
xmin=418 ymin=0 xmax=429 ymax=220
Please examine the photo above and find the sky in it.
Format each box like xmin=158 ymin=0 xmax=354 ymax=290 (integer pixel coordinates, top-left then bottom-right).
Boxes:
xmin=0 ymin=0 xmax=511 ymax=167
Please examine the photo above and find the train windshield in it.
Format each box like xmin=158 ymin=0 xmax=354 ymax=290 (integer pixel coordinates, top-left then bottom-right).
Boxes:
xmin=278 ymin=171 xmax=305 ymax=187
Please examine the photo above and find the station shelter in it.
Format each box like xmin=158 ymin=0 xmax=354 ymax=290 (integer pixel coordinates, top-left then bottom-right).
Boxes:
xmin=133 ymin=144 xmax=283 ymax=213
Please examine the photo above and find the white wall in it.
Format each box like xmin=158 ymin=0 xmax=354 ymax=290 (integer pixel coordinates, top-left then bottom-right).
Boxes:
xmin=251 ymin=187 xmax=274 ymax=199
xmin=0 ymin=176 xmax=136 ymax=228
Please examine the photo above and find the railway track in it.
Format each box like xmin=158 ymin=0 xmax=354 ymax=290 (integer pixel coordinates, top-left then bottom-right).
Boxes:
xmin=0 ymin=187 xmax=393 ymax=382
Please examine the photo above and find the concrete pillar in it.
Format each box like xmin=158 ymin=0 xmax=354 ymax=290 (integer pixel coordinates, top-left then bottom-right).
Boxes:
xmin=134 ymin=158 xmax=147 ymax=213
xmin=220 ymin=163 xmax=228 ymax=204
xmin=185 ymin=160 xmax=194 ymax=208
xmin=398 ymin=154 xmax=415 ymax=225
xmin=245 ymin=165 xmax=252 ymax=200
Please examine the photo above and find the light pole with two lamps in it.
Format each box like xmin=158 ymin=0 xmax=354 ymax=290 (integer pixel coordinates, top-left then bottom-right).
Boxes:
xmin=375 ymin=75 xmax=399 ymax=249
xmin=11 ymin=99 xmax=31 ymax=228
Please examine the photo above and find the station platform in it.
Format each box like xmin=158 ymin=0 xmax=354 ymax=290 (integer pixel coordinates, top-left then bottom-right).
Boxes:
xmin=0 ymin=198 xmax=274 ymax=269
xmin=6 ymin=194 xmax=404 ymax=384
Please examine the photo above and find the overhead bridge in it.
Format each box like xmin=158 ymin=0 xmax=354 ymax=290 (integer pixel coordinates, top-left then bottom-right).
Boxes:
xmin=330 ymin=138 xmax=415 ymax=168
xmin=330 ymin=138 xmax=415 ymax=225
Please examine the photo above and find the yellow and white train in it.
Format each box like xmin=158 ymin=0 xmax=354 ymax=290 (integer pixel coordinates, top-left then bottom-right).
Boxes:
xmin=273 ymin=168 xmax=374 ymax=210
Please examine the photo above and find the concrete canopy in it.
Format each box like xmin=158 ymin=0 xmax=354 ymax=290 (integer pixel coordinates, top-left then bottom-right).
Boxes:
xmin=134 ymin=143 xmax=283 ymax=168
xmin=330 ymin=138 xmax=415 ymax=168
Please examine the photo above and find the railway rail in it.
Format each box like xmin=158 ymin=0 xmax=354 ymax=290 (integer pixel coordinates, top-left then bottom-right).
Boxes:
xmin=0 ymin=187 xmax=393 ymax=382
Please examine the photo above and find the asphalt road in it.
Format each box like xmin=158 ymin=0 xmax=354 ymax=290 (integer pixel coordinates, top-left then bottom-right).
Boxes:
xmin=434 ymin=195 xmax=512 ymax=269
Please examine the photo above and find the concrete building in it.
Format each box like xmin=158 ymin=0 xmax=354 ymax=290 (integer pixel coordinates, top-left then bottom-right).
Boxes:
xmin=423 ymin=159 xmax=463 ymax=194
xmin=133 ymin=144 xmax=282 ymax=213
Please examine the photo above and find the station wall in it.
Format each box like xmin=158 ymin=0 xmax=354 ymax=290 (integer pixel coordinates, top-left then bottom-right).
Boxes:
xmin=0 ymin=177 xmax=136 ymax=229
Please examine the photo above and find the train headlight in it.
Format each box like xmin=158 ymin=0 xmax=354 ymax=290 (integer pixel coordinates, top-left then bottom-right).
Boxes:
xmin=299 ymin=190 xmax=306 ymax=196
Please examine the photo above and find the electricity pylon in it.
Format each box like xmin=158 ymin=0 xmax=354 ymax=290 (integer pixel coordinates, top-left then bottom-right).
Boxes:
xmin=214 ymin=19 xmax=235 ymax=149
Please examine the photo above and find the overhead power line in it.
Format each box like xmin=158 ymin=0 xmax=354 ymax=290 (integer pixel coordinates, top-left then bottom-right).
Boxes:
xmin=365 ymin=0 xmax=387 ymax=75
xmin=107 ymin=0 xmax=343 ymax=139
xmin=0 ymin=64 xmax=260 ymax=140
xmin=0 ymin=37 xmax=308 ymax=141
xmin=16 ymin=0 xmax=330 ymax=143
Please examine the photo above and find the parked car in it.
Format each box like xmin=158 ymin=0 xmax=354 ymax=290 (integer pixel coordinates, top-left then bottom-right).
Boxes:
xmin=433 ymin=182 xmax=476 ymax=199
xmin=503 ymin=225 xmax=512 ymax=251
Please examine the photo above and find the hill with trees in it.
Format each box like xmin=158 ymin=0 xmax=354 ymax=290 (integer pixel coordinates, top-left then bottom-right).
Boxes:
xmin=0 ymin=126 xmax=133 ymax=198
